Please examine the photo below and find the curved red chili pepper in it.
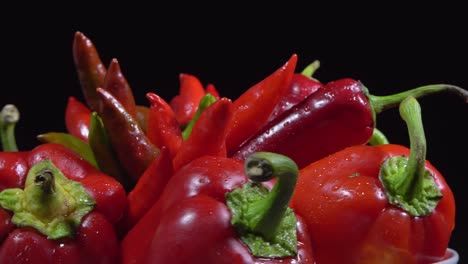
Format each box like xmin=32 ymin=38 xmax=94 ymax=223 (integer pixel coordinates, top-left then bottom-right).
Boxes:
xmin=225 ymin=54 xmax=297 ymax=153
xmin=172 ymin=97 xmax=233 ymax=171
xmin=96 ymin=88 xmax=159 ymax=184
xmin=268 ymin=60 xmax=323 ymax=121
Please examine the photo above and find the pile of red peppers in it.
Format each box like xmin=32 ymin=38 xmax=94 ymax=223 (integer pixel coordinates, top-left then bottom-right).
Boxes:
xmin=0 ymin=31 xmax=467 ymax=264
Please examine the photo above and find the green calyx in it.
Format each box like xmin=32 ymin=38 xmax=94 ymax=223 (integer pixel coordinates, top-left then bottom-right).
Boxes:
xmin=379 ymin=96 xmax=442 ymax=216
xmin=226 ymin=152 xmax=298 ymax=258
xmin=0 ymin=159 xmax=96 ymax=239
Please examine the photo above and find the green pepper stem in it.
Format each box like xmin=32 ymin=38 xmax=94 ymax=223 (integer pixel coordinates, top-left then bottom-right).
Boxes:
xmin=379 ymin=96 xmax=442 ymax=216
xmin=368 ymin=127 xmax=389 ymax=146
xmin=300 ymin=60 xmax=320 ymax=78
xmin=182 ymin=93 xmax=216 ymax=140
xmin=0 ymin=104 xmax=19 ymax=152
xmin=243 ymin=152 xmax=298 ymax=240
xmin=397 ymin=96 xmax=427 ymax=198
xmin=369 ymin=84 xmax=468 ymax=114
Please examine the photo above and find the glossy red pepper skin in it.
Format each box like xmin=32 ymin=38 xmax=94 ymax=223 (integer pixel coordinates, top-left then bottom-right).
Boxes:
xmin=225 ymin=54 xmax=297 ymax=154
xmin=268 ymin=71 xmax=323 ymax=122
xmin=102 ymin=59 xmax=137 ymax=118
xmin=121 ymin=155 xmax=314 ymax=264
xmin=146 ymin=92 xmax=183 ymax=159
xmin=116 ymin=146 xmax=173 ymax=237
xmin=0 ymin=143 xmax=127 ymax=263
xmin=291 ymin=144 xmax=455 ymax=264
xmin=230 ymin=78 xmax=373 ymax=168
xmin=172 ymin=97 xmax=233 ymax=171
xmin=65 ymin=96 xmax=92 ymax=142
xmin=170 ymin=73 xmax=208 ymax=126
xmin=96 ymin=88 xmax=159 ymax=184
xmin=73 ymin=31 xmax=107 ymax=112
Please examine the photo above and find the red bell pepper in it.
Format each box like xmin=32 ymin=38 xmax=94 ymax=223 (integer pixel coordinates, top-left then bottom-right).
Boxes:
xmin=230 ymin=78 xmax=468 ymax=168
xmin=65 ymin=96 xmax=92 ymax=143
xmin=225 ymin=54 xmax=297 ymax=153
xmin=121 ymin=152 xmax=315 ymax=263
xmin=0 ymin=143 xmax=127 ymax=263
xmin=291 ymin=96 xmax=456 ymax=263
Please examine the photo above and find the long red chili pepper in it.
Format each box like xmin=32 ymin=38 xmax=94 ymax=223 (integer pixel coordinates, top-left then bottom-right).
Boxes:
xmin=146 ymin=92 xmax=183 ymax=159
xmin=102 ymin=58 xmax=137 ymax=118
xmin=117 ymin=146 xmax=173 ymax=237
xmin=96 ymin=88 xmax=159 ymax=184
xmin=230 ymin=78 xmax=468 ymax=168
xmin=72 ymin=31 xmax=147 ymax=132
xmin=72 ymin=31 xmax=107 ymax=112
xmin=268 ymin=59 xmax=323 ymax=121
xmin=65 ymin=96 xmax=91 ymax=142
xmin=225 ymin=54 xmax=297 ymax=153
xmin=172 ymin=97 xmax=233 ymax=171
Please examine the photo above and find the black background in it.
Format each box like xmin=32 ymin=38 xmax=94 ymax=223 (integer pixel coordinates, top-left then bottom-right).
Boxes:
xmin=1 ymin=5 xmax=467 ymax=260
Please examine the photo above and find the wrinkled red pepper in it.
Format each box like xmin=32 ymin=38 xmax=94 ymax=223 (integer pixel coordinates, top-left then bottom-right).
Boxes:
xmin=121 ymin=152 xmax=315 ymax=263
xmin=291 ymin=96 xmax=456 ymax=263
xmin=0 ymin=143 xmax=127 ymax=263
xmin=231 ymin=78 xmax=468 ymax=168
